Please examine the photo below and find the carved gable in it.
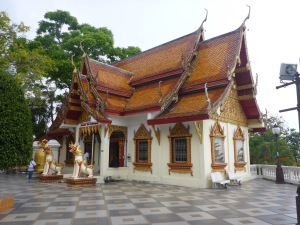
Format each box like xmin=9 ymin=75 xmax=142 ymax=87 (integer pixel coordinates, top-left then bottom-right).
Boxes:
xmin=210 ymin=121 xmax=225 ymax=137
xmin=169 ymin=123 xmax=189 ymax=137
xmin=134 ymin=124 xmax=151 ymax=139
xmin=211 ymin=89 xmax=247 ymax=126
xmin=233 ymin=126 xmax=245 ymax=140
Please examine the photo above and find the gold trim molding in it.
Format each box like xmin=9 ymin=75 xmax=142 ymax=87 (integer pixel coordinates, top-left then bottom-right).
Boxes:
xmin=233 ymin=126 xmax=247 ymax=171
xmin=237 ymin=94 xmax=255 ymax=101
xmin=133 ymin=124 xmax=152 ymax=173
xmin=79 ymin=125 xmax=101 ymax=137
xmin=236 ymin=84 xmax=255 ymax=90
xmin=105 ymin=124 xmax=128 ymax=140
xmin=168 ymin=123 xmax=193 ymax=176
xmin=210 ymin=121 xmax=227 ymax=171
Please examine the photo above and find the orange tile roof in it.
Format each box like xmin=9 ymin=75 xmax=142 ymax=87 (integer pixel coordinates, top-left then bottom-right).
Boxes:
xmin=150 ymin=87 xmax=226 ymax=122
xmin=89 ymin=60 xmax=133 ymax=95
xmin=113 ymin=32 xmax=197 ymax=83
xmin=99 ymin=92 xmax=128 ymax=112
xmin=124 ymin=77 xmax=180 ymax=112
xmin=183 ymin=29 xmax=241 ymax=89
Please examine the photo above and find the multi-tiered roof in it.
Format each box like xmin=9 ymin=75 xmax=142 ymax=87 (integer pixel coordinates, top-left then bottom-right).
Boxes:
xmin=47 ymin=8 xmax=264 ymax=138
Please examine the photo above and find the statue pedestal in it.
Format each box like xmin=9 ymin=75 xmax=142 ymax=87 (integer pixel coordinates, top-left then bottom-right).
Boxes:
xmin=66 ymin=177 xmax=97 ymax=187
xmin=38 ymin=174 xmax=63 ymax=183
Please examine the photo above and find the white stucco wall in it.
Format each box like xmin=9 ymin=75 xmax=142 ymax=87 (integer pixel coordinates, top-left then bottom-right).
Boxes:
xmin=57 ymin=115 xmax=252 ymax=188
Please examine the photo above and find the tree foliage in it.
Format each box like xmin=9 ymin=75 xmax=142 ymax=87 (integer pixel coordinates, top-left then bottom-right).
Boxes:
xmin=0 ymin=69 xmax=33 ymax=169
xmin=35 ymin=10 xmax=141 ymax=89
xmin=0 ymin=11 xmax=55 ymax=139
xmin=249 ymin=115 xmax=299 ymax=166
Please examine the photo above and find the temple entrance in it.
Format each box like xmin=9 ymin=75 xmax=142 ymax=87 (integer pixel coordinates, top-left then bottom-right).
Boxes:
xmin=109 ymin=130 xmax=126 ymax=168
xmin=82 ymin=133 xmax=101 ymax=175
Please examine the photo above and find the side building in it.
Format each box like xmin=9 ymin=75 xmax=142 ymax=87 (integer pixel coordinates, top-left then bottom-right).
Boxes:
xmin=44 ymin=10 xmax=265 ymax=188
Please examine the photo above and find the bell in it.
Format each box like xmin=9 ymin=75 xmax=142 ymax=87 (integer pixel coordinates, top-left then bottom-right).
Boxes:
xmin=34 ymin=147 xmax=46 ymax=172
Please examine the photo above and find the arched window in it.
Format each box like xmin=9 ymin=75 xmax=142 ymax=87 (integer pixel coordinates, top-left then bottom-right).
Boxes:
xmin=132 ymin=124 xmax=152 ymax=173
xmin=167 ymin=123 xmax=193 ymax=176
xmin=210 ymin=121 xmax=227 ymax=172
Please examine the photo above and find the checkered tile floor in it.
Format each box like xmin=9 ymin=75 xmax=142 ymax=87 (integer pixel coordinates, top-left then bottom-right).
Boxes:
xmin=0 ymin=173 xmax=298 ymax=225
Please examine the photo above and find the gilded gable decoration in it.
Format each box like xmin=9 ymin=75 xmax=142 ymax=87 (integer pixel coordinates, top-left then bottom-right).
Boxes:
xmin=133 ymin=124 xmax=153 ymax=174
xmin=78 ymin=111 xmax=90 ymax=124
xmin=151 ymin=125 xmax=160 ymax=145
xmin=210 ymin=89 xmax=248 ymax=126
xmin=233 ymin=126 xmax=247 ymax=171
xmin=210 ymin=120 xmax=227 ymax=172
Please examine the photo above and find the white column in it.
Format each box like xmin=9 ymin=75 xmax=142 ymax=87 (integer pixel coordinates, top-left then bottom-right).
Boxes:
xmin=47 ymin=139 xmax=61 ymax=161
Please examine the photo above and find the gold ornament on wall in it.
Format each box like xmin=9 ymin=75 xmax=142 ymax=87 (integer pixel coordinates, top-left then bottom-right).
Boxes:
xmin=151 ymin=125 xmax=160 ymax=145
xmin=194 ymin=121 xmax=203 ymax=144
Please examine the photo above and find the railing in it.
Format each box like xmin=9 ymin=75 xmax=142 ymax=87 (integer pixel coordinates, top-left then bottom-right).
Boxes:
xmin=250 ymin=164 xmax=300 ymax=185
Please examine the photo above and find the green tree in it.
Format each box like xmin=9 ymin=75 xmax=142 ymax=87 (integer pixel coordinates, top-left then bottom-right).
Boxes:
xmin=285 ymin=128 xmax=300 ymax=165
xmin=0 ymin=11 xmax=55 ymax=139
xmin=0 ymin=69 xmax=33 ymax=170
xmin=249 ymin=115 xmax=296 ymax=166
xmin=35 ymin=10 xmax=141 ymax=89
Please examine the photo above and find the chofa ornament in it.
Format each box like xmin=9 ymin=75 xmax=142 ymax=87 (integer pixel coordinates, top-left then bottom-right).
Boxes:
xmin=69 ymin=143 xmax=94 ymax=178
xmin=41 ymin=139 xmax=64 ymax=175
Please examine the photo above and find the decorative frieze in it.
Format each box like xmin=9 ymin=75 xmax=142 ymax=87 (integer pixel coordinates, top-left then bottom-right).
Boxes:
xmin=210 ymin=89 xmax=248 ymax=126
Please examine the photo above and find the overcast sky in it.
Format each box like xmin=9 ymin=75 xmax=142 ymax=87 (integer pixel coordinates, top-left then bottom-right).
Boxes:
xmin=1 ymin=0 xmax=300 ymax=131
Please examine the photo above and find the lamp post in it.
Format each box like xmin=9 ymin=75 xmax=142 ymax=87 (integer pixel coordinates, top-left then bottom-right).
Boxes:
xmin=272 ymin=124 xmax=284 ymax=184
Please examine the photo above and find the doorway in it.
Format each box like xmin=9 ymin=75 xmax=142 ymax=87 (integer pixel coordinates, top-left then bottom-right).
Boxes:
xmin=109 ymin=130 xmax=125 ymax=168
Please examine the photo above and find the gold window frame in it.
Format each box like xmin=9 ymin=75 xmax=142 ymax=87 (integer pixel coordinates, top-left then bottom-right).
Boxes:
xmin=132 ymin=124 xmax=152 ymax=173
xmin=233 ymin=126 xmax=247 ymax=171
xmin=210 ymin=121 xmax=227 ymax=172
xmin=167 ymin=123 xmax=193 ymax=176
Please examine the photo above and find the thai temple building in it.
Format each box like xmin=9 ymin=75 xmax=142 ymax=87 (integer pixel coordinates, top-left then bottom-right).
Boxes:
xmin=44 ymin=9 xmax=265 ymax=188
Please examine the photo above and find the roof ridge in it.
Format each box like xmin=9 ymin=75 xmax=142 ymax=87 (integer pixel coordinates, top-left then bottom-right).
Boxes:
xmin=112 ymin=31 xmax=197 ymax=65
xmin=89 ymin=59 xmax=134 ymax=76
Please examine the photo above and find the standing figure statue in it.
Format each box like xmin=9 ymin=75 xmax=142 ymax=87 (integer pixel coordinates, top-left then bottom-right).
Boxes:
xmin=41 ymin=139 xmax=64 ymax=175
xmin=69 ymin=143 xmax=94 ymax=178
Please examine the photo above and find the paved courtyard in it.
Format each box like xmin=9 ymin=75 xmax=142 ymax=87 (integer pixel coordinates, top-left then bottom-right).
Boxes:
xmin=0 ymin=172 xmax=298 ymax=225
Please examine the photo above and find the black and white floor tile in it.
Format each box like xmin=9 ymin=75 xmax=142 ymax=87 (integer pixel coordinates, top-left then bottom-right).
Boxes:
xmin=0 ymin=173 xmax=298 ymax=225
